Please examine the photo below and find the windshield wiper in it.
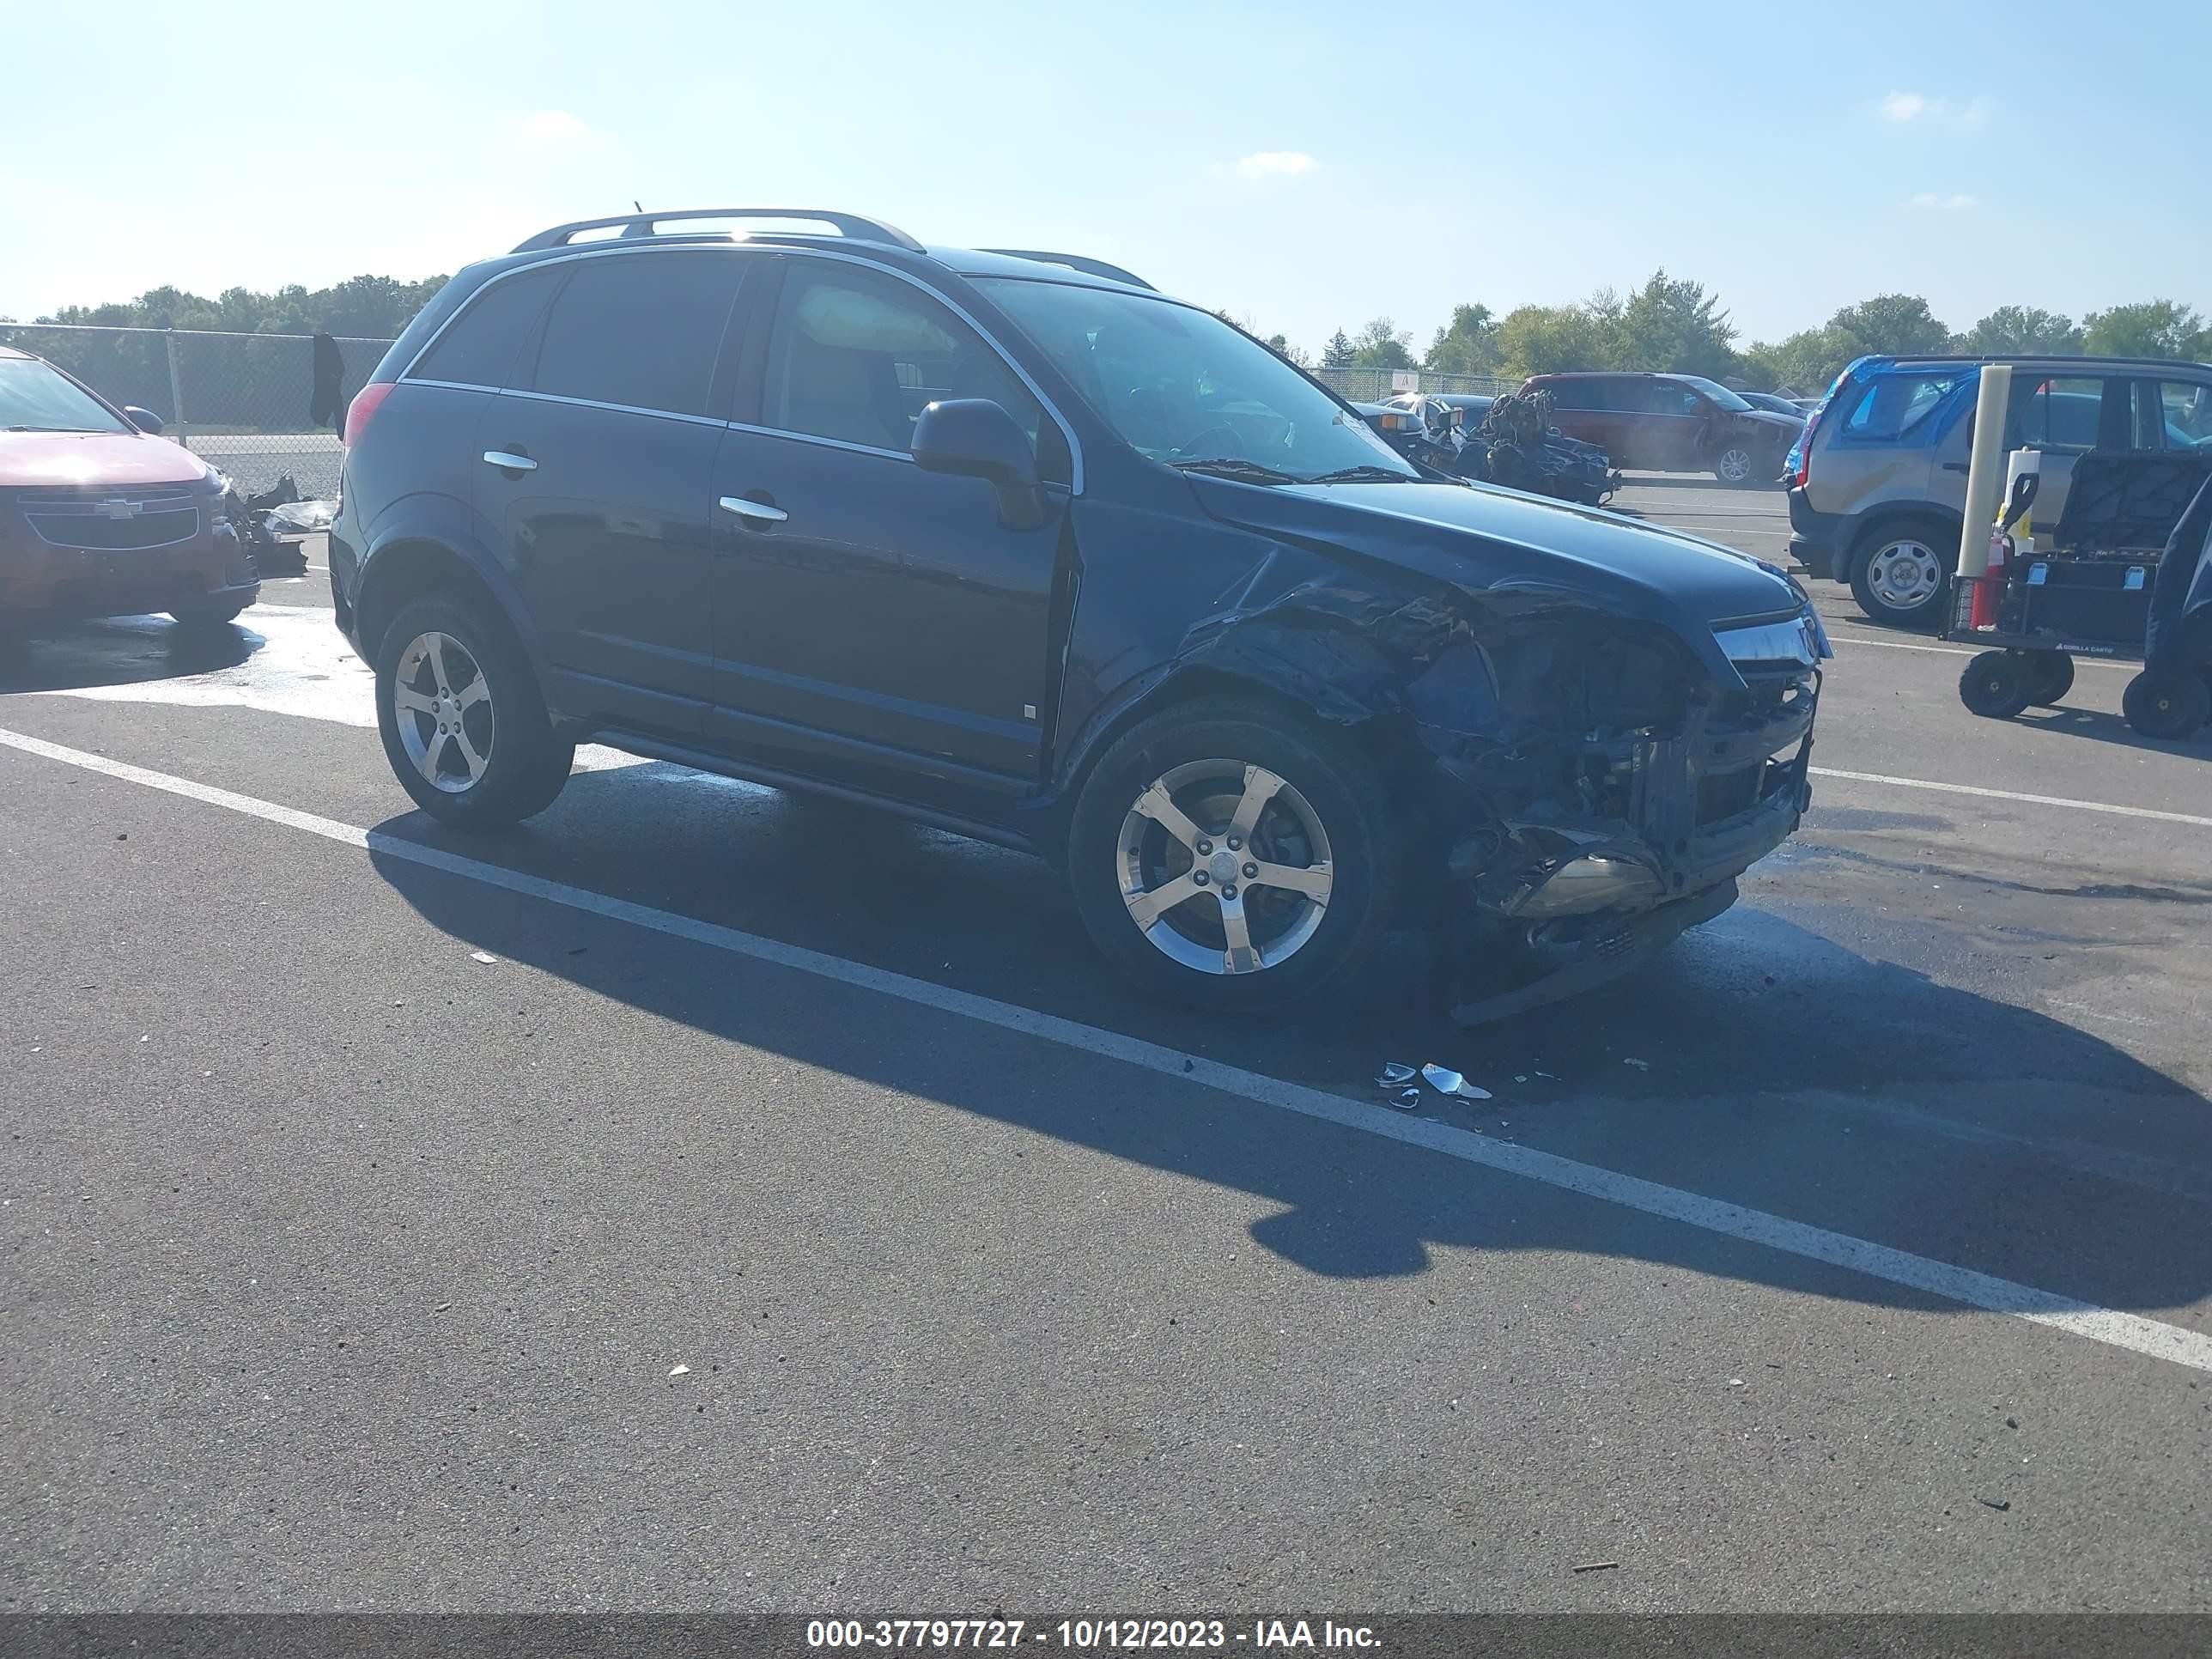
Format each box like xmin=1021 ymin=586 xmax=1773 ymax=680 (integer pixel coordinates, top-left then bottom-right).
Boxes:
xmin=1308 ymin=465 xmax=1421 ymax=483
xmin=3 ymin=424 xmax=104 ymax=433
xmin=1170 ymin=457 xmax=1297 ymax=484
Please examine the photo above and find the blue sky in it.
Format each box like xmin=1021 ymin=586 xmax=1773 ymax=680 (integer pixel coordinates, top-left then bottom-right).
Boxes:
xmin=4 ymin=0 xmax=2205 ymax=350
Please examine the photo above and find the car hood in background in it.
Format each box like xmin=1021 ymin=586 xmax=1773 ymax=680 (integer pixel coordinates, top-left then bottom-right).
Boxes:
xmin=1186 ymin=474 xmax=1806 ymax=673
xmin=1737 ymin=409 xmax=1805 ymax=435
xmin=0 ymin=430 xmax=211 ymax=489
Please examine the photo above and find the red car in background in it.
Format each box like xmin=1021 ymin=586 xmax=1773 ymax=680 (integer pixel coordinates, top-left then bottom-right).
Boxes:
xmin=1521 ymin=370 xmax=1804 ymax=487
xmin=0 ymin=345 xmax=258 ymax=641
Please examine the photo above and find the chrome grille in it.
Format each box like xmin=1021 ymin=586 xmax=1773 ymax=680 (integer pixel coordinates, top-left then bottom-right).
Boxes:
xmin=15 ymin=485 xmax=205 ymax=551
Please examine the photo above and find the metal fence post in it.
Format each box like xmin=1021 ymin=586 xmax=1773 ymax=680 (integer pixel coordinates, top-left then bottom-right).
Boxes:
xmin=163 ymin=329 xmax=189 ymax=451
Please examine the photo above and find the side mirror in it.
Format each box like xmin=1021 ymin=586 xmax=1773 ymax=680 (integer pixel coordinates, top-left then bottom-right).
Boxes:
xmin=912 ymin=398 xmax=1046 ymax=528
xmin=122 ymin=406 xmax=165 ymax=434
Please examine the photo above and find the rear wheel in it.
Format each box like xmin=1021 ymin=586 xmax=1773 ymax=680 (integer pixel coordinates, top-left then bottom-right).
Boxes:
xmin=1960 ymin=651 xmax=2032 ymax=719
xmin=374 ymin=592 xmax=573 ymax=828
xmin=1850 ymin=517 xmax=1954 ymax=629
xmin=2122 ymin=670 xmax=2210 ymax=740
xmin=1066 ymin=700 xmax=1399 ymax=1012
xmin=2026 ymin=651 xmax=2075 ymax=707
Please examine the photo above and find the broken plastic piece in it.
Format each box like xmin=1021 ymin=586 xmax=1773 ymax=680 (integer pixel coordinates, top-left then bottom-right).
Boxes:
xmin=1623 ymin=1057 xmax=1651 ymax=1071
xmin=1375 ymin=1061 xmax=1417 ymax=1088
xmin=266 ymin=499 xmax=337 ymax=535
xmin=1420 ymin=1062 xmax=1492 ymax=1100
xmin=668 ymin=1364 xmax=690 ymax=1377
xmin=1390 ymin=1087 xmax=1422 ymax=1110
xmin=470 ymin=951 xmax=497 ymax=963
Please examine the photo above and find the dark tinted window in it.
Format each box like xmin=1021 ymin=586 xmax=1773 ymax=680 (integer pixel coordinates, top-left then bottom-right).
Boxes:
xmin=526 ymin=252 xmax=746 ymax=416
xmin=1546 ymin=379 xmax=1603 ymax=410
xmin=2010 ymin=376 xmax=2112 ymax=453
xmin=764 ymin=260 xmax=1067 ymax=483
xmin=1651 ymin=380 xmax=1706 ymax=416
xmin=409 ymin=265 xmax=564 ymax=388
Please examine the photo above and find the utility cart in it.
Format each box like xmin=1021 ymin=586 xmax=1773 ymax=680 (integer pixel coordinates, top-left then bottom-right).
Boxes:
xmin=1948 ymin=451 xmax=2212 ymax=738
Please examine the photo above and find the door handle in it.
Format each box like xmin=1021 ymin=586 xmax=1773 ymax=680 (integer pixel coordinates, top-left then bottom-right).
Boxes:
xmin=719 ymin=495 xmax=788 ymax=525
xmin=483 ymin=450 xmax=538 ymax=472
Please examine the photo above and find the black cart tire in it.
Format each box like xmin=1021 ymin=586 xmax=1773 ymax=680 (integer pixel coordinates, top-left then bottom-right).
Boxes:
xmin=2026 ymin=652 xmax=2075 ymax=707
xmin=1960 ymin=651 xmax=2033 ymax=719
xmin=374 ymin=592 xmax=574 ymax=829
xmin=1066 ymin=697 xmax=1401 ymax=1012
xmin=2122 ymin=670 xmax=2211 ymax=740
xmin=1849 ymin=516 xmax=1955 ymax=629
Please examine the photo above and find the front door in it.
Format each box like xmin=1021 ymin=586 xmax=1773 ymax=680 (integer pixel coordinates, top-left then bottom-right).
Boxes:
xmin=475 ymin=247 xmax=750 ymax=736
xmin=2003 ymin=372 xmax=2130 ymax=531
xmin=707 ymin=254 xmax=1071 ymax=784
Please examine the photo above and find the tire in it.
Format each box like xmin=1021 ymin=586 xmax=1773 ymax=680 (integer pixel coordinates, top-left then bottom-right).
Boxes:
xmin=1712 ymin=444 xmax=1757 ymax=487
xmin=374 ymin=592 xmax=574 ymax=828
xmin=1066 ymin=697 xmax=1401 ymax=1012
xmin=1959 ymin=651 xmax=2032 ymax=720
xmin=2122 ymin=670 xmax=2211 ymax=740
xmin=2026 ymin=651 xmax=2075 ymax=707
xmin=168 ymin=600 xmax=250 ymax=629
xmin=1849 ymin=516 xmax=1955 ymax=629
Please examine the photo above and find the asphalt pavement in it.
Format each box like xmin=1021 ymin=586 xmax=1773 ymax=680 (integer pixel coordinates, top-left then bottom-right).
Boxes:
xmin=5 ymin=477 xmax=2211 ymax=1613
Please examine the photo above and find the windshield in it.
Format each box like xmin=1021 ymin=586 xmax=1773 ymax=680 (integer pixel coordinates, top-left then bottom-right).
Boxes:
xmin=979 ymin=279 xmax=1419 ymax=483
xmin=0 ymin=356 xmax=131 ymax=434
xmin=1678 ymin=375 xmax=1754 ymax=414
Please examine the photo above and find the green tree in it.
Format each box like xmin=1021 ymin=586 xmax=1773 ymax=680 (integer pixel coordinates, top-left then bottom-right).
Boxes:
xmin=1739 ymin=328 xmax=1852 ymax=395
xmin=1954 ymin=306 xmax=2083 ymax=356
xmin=1320 ymin=329 xmax=1356 ymax=369
xmin=1264 ymin=332 xmax=1311 ymax=368
xmin=2081 ymin=300 xmax=2208 ymax=360
xmin=1347 ymin=316 xmax=1416 ymax=370
xmin=1826 ymin=294 xmax=1951 ymax=359
xmin=1609 ymin=270 xmax=1738 ymax=376
xmin=1494 ymin=304 xmax=1605 ymax=377
xmin=1425 ymin=303 xmax=1499 ymax=374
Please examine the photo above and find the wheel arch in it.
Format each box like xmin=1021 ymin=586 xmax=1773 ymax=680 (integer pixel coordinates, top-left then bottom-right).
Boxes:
xmin=355 ymin=530 xmax=547 ymax=690
xmin=1846 ymin=503 xmax=1964 ymax=576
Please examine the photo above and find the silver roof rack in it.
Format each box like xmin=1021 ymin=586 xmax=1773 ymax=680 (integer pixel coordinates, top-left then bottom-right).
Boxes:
xmin=514 ymin=208 xmax=925 ymax=255
xmin=981 ymin=250 xmax=1154 ymax=290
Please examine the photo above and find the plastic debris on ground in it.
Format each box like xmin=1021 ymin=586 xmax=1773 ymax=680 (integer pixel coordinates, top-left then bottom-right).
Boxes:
xmin=267 ymin=498 xmax=337 ymax=535
xmin=470 ymin=951 xmax=497 ymax=964
xmin=1420 ymin=1062 xmax=1492 ymax=1100
xmin=1390 ymin=1086 xmax=1422 ymax=1111
xmin=668 ymin=1364 xmax=690 ymax=1377
xmin=1623 ymin=1057 xmax=1651 ymax=1071
xmin=1375 ymin=1061 xmax=1417 ymax=1088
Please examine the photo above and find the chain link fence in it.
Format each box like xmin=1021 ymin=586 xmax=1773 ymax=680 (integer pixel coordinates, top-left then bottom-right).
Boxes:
xmin=0 ymin=322 xmax=397 ymax=499
xmin=2 ymin=319 xmax=1524 ymax=493
xmin=1308 ymin=367 xmax=1518 ymax=402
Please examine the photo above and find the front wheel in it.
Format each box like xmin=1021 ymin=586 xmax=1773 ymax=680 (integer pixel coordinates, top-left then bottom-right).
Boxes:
xmin=2026 ymin=651 xmax=2075 ymax=707
xmin=1066 ymin=700 xmax=1401 ymax=1012
xmin=169 ymin=600 xmax=250 ymax=629
xmin=374 ymin=593 xmax=574 ymax=828
xmin=1960 ymin=651 xmax=2032 ymax=719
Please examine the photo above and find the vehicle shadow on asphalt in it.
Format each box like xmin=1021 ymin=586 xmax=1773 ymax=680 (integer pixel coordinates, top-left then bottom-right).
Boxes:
xmin=2005 ymin=702 xmax=2212 ymax=757
xmin=0 ymin=615 xmax=263 ymax=693
xmin=365 ymin=777 xmax=2212 ymax=1312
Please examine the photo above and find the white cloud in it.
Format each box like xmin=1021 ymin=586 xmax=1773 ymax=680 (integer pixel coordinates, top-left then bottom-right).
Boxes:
xmin=1908 ymin=191 xmax=1978 ymax=210
xmin=1232 ymin=150 xmax=1317 ymax=179
xmin=1881 ymin=91 xmax=1990 ymax=130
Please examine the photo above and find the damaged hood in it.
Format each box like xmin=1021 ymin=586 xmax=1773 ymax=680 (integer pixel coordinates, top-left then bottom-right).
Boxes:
xmin=0 ymin=430 xmax=211 ymax=489
xmin=1187 ymin=475 xmax=1806 ymax=651
xmin=1735 ymin=409 xmax=1804 ymax=436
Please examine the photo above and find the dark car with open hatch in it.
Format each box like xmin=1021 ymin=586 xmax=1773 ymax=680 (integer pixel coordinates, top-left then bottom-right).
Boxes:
xmin=330 ymin=209 xmax=1826 ymax=1020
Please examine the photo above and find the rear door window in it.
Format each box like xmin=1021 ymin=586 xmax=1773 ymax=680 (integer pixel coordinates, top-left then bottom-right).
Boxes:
xmin=523 ymin=252 xmax=748 ymax=418
xmin=2154 ymin=380 xmax=2212 ymax=451
xmin=2009 ymin=375 xmax=2115 ymax=453
xmin=1547 ymin=380 xmax=1601 ymax=410
xmin=408 ymin=265 xmax=566 ymax=389
xmin=1836 ymin=370 xmax=1960 ymax=441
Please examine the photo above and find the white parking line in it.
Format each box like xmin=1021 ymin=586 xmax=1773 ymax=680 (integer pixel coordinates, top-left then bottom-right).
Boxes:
xmin=1810 ymin=766 xmax=2212 ymax=830
xmin=1824 ymin=629 xmax=2131 ymax=667
xmin=5 ymin=722 xmax=2209 ymax=1376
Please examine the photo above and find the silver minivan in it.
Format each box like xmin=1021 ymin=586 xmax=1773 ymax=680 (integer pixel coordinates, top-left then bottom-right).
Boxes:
xmin=1785 ymin=355 xmax=2212 ymax=627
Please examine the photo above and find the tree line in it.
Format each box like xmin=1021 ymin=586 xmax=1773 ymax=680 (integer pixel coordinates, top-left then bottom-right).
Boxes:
xmin=5 ymin=275 xmax=452 ymax=340
xmin=1272 ymin=274 xmax=2209 ymax=393
xmin=11 ymin=270 xmax=2207 ymax=397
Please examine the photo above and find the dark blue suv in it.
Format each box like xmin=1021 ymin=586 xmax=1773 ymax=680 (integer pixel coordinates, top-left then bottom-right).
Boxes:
xmin=331 ymin=208 xmax=1826 ymax=1018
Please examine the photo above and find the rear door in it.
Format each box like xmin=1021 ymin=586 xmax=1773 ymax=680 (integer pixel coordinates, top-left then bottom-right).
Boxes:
xmin=474 ymin=248 xmax=750 ymax=736
xmin=2004 ymin=371 xmax=2129 ymax=530
xmin=706 ymin=253 xmax=1071 ymax=784
xmin=1540 ymin=378 xmax=1609 ymax=451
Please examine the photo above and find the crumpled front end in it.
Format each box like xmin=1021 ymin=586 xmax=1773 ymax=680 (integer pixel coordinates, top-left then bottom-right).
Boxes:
xmin=1414 ymin=605 xmax=1824 ymax=1022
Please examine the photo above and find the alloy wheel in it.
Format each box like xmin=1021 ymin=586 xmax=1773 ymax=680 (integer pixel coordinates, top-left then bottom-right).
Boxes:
xmin=392 ymin=630 xmax=494 ymax=794
xmin=1115 ymin=759 xmax=1334 ymax=975
xmin=1717 ymin=446 xmax=1753 ymax=483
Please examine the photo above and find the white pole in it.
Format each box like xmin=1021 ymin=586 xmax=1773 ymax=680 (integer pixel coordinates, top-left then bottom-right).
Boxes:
xmin=1956 ymin=363 xmax=2013 ymax=580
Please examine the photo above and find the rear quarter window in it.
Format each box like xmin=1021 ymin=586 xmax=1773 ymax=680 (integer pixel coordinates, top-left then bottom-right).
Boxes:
xmin=408 ymin=265 xmax=566 ymax=389
xmin=1835 ymin=371 xmax=1961 ymax=441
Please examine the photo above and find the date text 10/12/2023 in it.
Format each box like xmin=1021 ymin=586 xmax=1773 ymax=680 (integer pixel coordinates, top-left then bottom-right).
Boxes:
xmin=806 ymin=1619 xmax=1382 ymax=1650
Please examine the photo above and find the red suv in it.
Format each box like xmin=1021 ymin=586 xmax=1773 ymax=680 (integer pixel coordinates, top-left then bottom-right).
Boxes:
xmin=0 ymin=346 xmax=258 ymax=639
xmin=1522 ymin=371 xmax=1804 ymax=486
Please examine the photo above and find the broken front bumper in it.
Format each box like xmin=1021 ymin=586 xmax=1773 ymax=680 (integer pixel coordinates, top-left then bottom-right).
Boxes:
xmin=1443 ymin=664 xmax=1818 ymax=1024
